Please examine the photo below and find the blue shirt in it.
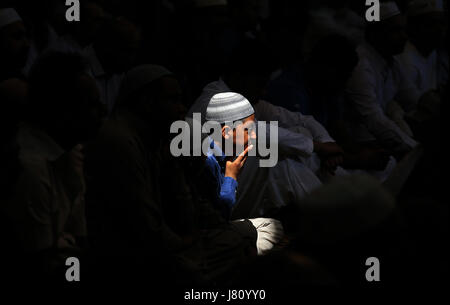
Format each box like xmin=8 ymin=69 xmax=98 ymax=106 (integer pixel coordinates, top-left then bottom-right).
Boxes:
xmin=204 ymin=139 xmax=238 ymax=219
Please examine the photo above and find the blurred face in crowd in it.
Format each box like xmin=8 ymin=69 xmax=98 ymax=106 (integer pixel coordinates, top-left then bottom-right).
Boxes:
xmin=117 ymin=33 xmax=141 ymax=73
xmin=82 ymin=2 xmax=106 ymax=40
xmin=70 ymin=2 xmax=106 ymax=46
xmin=158 ymin=76 xmax=186 ymax=125
xmin=64 ymin=74 xmax=104 ymax=144
xmin=380 ymin=14 xmax=408 ymax=56
xmin=228 ymin=72 xmax=269 ymax=106
xmin=96 ymin=19 xmax=142 ymax=74
xmin=0 ymin=21 xmax=30 ymax=70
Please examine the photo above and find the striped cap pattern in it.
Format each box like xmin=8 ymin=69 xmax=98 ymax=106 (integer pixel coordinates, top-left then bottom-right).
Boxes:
xmin=206 ymin=92 xmax=255 ymax=124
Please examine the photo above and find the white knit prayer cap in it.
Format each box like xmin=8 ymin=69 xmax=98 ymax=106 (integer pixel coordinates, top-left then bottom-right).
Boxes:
xmin=206 ymin=92 xmax=254 ymax=124
xmin=380 ymin=1 xmax=402 ymax=20
xmin=407 ymin=0 xmax=444 ymax=17
xmin=0 ymin=8 xmax=22 ymax=29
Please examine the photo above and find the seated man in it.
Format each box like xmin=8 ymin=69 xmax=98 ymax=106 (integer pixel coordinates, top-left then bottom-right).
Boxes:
xmin=4 ymin=52 xmax=104 ymax=278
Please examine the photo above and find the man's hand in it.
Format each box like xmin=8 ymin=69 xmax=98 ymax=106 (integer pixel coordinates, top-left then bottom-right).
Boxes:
xmin=225 ymin=145 xmax=253 ymax=180
xmin=314 ymin=142 xmax=344 ymax=175
xmin=323 ymin=155 xmax=344 ymax=174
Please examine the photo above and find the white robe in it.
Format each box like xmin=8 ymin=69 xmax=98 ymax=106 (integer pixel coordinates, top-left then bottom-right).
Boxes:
xmin=396 ymin=41 xmax=439 ymax=96
xmin=345 ymin=43 xmax=420 ymax=151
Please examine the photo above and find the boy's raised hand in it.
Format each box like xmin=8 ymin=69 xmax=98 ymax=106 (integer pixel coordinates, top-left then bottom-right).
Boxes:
xmin=225 ymin=144 xmax=254 ymax=180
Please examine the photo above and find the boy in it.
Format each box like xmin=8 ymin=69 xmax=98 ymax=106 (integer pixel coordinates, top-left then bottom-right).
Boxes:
xmin=202 ymin=92 xmax=284 ymax=255
xmin=203 ymin=92 xmax=256 ymax=218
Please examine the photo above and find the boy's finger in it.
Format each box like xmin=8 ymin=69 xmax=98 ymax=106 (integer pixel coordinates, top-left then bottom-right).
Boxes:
xmin=236 ymin=145 xmax=253 ymax=161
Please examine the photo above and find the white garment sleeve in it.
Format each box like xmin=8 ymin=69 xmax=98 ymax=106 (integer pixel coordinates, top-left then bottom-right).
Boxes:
xmin=256 ymin=100 xmax=335 ymax=143
xmin=346 ymin=59 xmax=418 ymax=150
xmin=247 ymin=218 xmax=284 ymax=256
xmin=263 ymin=122 xmax=315 ymax=158
xmin=394 ymin=60 xmax=422 ymax=113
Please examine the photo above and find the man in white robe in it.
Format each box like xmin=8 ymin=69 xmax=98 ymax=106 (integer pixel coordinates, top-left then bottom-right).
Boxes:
xmin=345 ymin=2 xmax=421 ymax=160
xmin=396 ymin=0 xmax=447 ymax=96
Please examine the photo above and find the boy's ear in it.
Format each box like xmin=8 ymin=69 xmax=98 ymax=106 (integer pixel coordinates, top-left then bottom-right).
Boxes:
xmin=222 ymin=125 xmax=232 ymax=140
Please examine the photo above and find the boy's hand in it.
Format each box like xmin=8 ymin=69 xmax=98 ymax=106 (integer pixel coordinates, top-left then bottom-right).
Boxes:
xmin=225 ymin=145 xmax=253 ymax=180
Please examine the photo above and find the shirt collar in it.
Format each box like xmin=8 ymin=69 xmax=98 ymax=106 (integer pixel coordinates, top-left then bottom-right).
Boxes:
xmin=207 ymin=137 xmax=226 ymax=162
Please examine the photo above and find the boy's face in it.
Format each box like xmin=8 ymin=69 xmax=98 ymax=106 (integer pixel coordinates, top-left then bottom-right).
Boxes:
xmin=223 ymin=114 xmax=257 ymax=155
